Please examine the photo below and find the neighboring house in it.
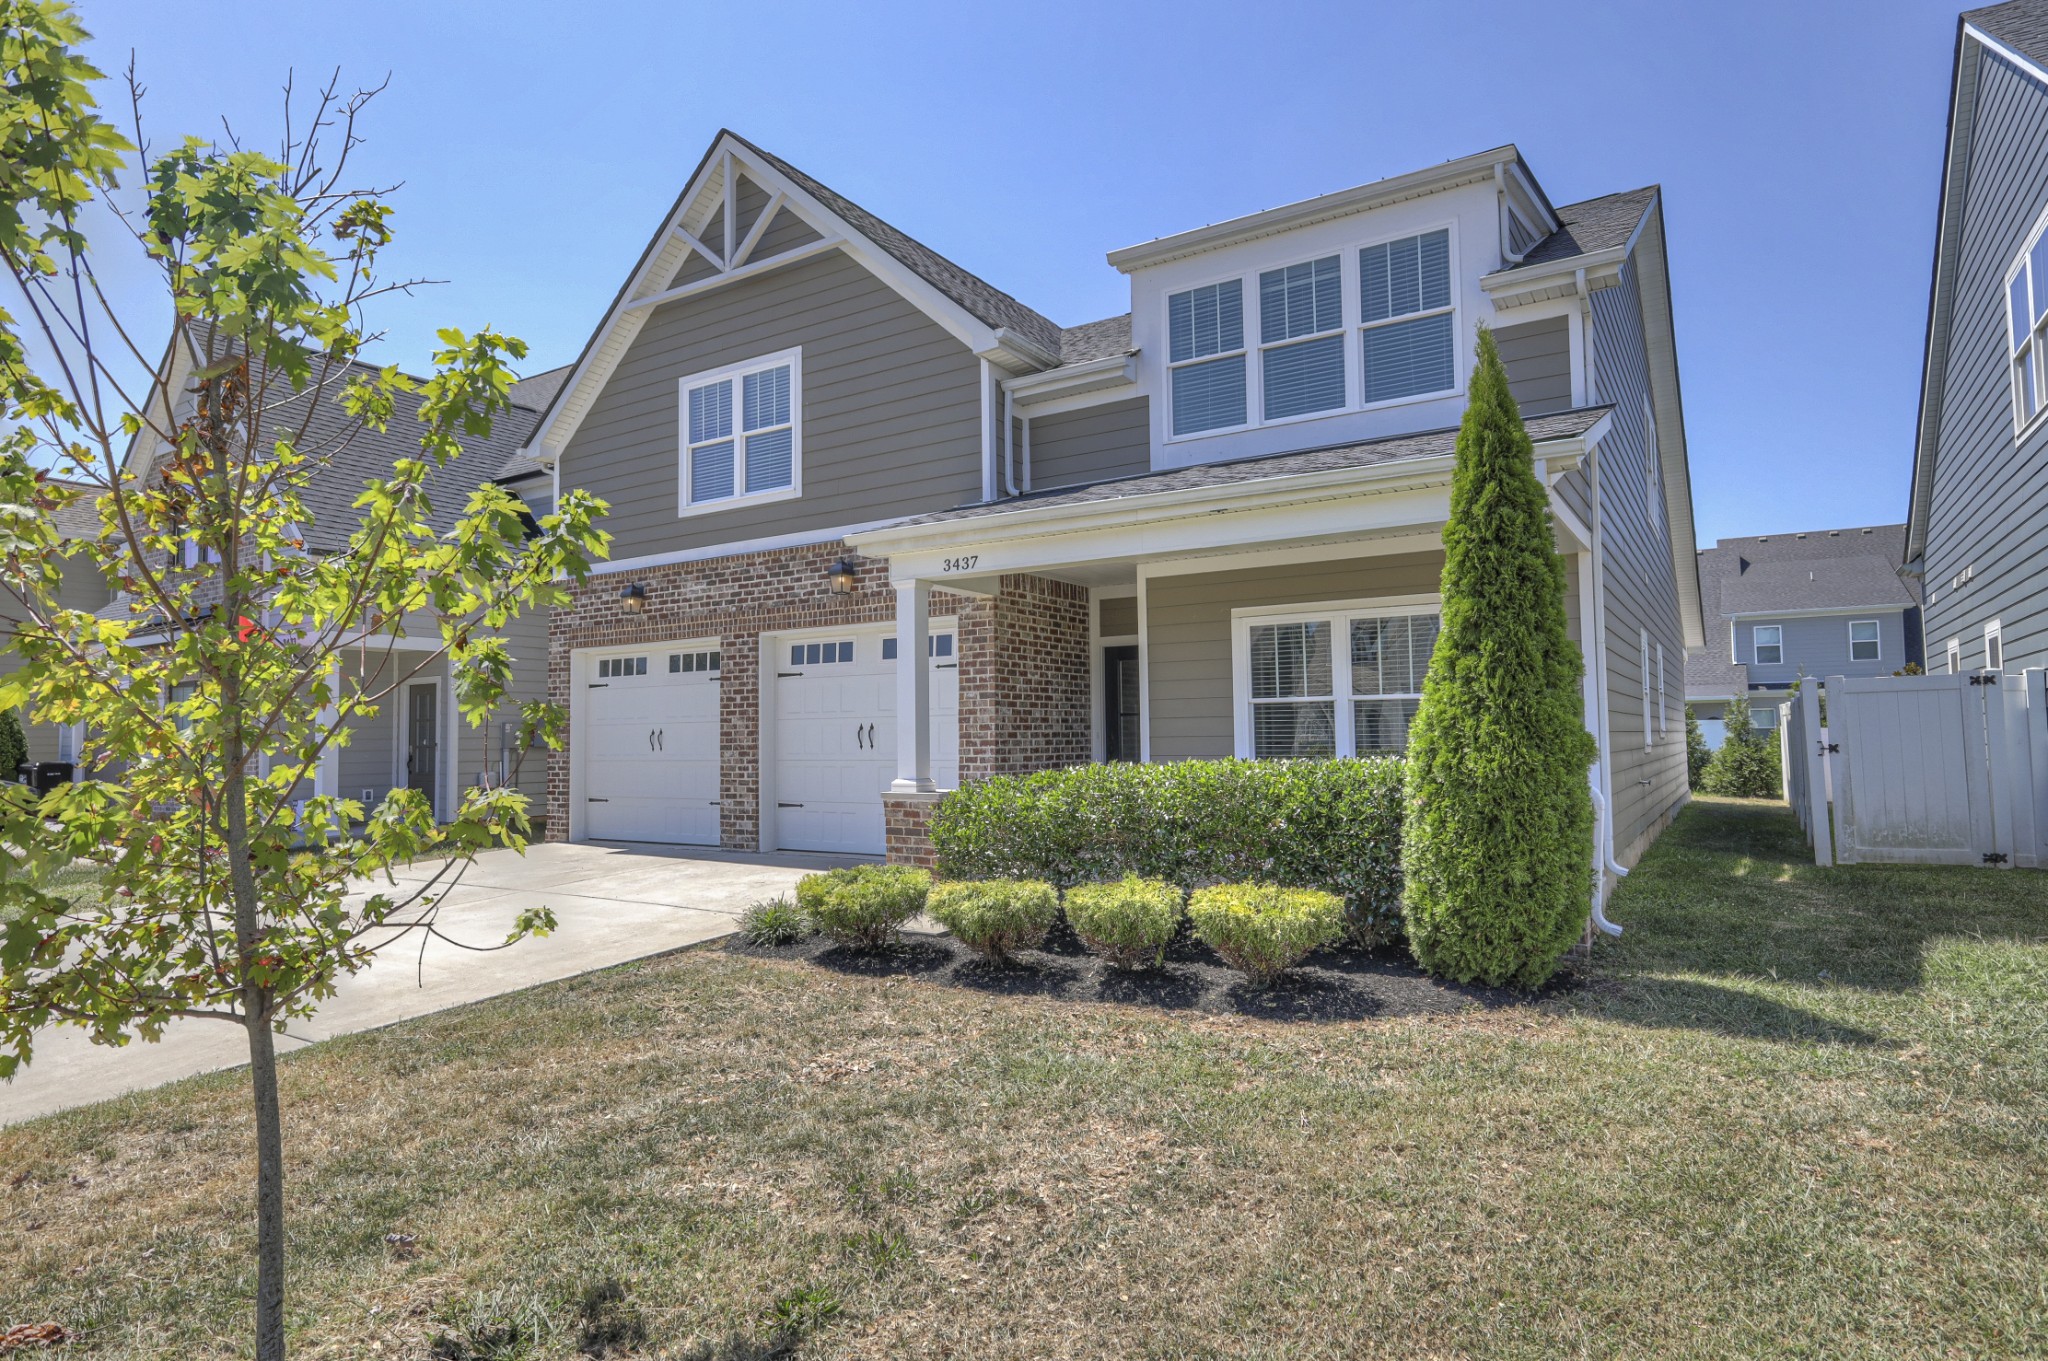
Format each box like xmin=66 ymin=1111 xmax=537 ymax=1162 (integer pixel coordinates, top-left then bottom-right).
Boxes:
xmin=86 ymin=334 xmax=570 ymax=824
xmin=1906 ymin=0 xmax=2048 ymax=675
xmin=0 ymin=484 xmax=113 ymax=767
xmin=1686 ymin=524 xmax=1922 ymax=747
xmin=522 ymin=131 xmax=1700 ymax=888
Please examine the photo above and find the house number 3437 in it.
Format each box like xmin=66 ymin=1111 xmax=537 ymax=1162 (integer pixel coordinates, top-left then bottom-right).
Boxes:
xmin=941 ymin=554 xmax=979 ymax=573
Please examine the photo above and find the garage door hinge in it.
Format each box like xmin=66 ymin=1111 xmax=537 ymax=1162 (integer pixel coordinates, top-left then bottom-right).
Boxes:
xmin=778 ymin=671 xmax=803 ymax=678
xmin=1984 ymin=851 xmax=2010 ymax=865
xmin=778 ymin=802 xmax=804 ymax=808
xmin=587 ymin=797 xmax=610 ymax=803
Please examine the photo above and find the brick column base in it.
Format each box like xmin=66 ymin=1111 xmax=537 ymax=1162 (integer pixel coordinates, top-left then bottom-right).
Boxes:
xmin=882 ymin=790 xmax=947 ymax=869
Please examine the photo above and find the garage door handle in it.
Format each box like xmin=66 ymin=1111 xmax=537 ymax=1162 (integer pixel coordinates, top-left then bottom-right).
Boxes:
xmin=778 ymin=802 xmax=804 ymax=808
xmin=855 ymin=723 xmax=865 ymax=748
xmin=657 ymin=728 xmax=665 ymax=751
xmin=867 ymin=722 xmax=876 ymax=748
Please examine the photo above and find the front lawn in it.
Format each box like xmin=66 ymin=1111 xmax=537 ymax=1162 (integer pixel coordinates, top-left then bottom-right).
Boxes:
xmin=2 ymin=797 xmax=2045 ymax=1358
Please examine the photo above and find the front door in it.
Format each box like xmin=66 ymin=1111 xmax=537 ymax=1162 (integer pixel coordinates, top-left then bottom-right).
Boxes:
xmin=405 ymin=683 xmax=439 ymax=811
xmin=1104 ymin=645 xmax=1140 ymax=762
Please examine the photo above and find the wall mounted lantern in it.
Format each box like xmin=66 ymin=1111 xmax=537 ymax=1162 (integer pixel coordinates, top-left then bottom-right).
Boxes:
xmin=619 ymin=583 xmax=647 ymax=613
xmin=828 ymin=559 xmax=860 ymax=596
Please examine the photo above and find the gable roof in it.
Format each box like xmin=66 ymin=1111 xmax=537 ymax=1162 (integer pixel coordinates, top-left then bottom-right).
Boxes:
xmin=1907 ymin=1 xmax=2048 ymax=562
xmin=1509 ymin=186 xmax=1657 ymax=270
xmin=1719 ymin=556 xmax=1920 ymax=615
xmin=725 ymin=133 xmax=1062 ymax=360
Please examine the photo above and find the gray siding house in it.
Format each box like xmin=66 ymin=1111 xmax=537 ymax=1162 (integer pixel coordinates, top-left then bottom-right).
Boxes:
xmin=1685 ymin=525 xmax=1921 ymax=746
xmin=525 ymin=130 xmax=1703 ymax=925
xmin=1906 ymin=1 xmax=2048 ymax=675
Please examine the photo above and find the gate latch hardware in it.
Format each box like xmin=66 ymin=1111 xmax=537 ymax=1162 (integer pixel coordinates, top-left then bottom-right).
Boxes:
xmin=1821 ymin=742 xmax=1839 ymax=754
xmin=1984 ymin=852 xmax=2010 ymax=865
xmin=1971 ymin=673 xmax=2000 ymax=685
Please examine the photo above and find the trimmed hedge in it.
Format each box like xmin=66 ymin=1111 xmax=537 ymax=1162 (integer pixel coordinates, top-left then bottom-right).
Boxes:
xmin=795 ymin=865 xmax=930 ymax=948
xmin=1063 ymin=876 xmax=1184 ymax=969
xmin=928 ymin=758 xmax=1404 ymax=943
xmin=926 ymin=879 xmax=1059 ymax=962
xmin=1187 ymin=884 xmax=1346 ymax=984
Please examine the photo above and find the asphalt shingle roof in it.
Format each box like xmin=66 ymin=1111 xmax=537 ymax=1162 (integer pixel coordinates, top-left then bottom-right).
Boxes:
xmin=1511 ymin=187 xmax=1657 ymax=270
xmin=728 ymin=132 xmax=1066 ymax=361
xmin=884 ymin=407 xmax=1611 ymax=530
xmin=1720 ymin=557 xmax=1920 ymax=616
xmin=1968 ymin=0 xmax=2048 ymax=66
xmin=1058 ymin=314 xmax=1133 ymax=364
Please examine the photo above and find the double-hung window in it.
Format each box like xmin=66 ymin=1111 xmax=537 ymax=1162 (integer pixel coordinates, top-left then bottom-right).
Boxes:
xmin=1259 ymin=256 xmax=1345 ymax=420
xmin=1359 ymin=228 xmax=1455 ymax=405
xmin=1167 ymin=280 xmax=1247 ymax=435
xmin=680 ymin=350 xmax=800 ymax=512
xmin=1239 ymin=602 xmax=1439 ymax=759
xmin=1848 ymin=620 xmax=1880 ymax=663
xmin=2007 ymin=212 xmax=2048 ymax=431
xmin=1752 ymin=624 xmax=1783 ymax=666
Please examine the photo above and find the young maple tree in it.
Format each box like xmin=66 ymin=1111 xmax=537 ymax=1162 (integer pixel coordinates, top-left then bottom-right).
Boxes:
xmin=0 ymin=4 xmax=607 ymax=1357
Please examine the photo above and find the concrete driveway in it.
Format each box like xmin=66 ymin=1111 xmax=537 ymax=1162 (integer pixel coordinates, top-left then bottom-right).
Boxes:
xmin=0 ymin=841 xmax=859 ymax=1126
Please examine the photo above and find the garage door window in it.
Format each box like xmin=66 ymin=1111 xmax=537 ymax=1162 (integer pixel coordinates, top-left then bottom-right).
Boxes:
xmin=790 ymin=640 xmax=855 ymax=666
xmin=882 ymin=633 xmax=954 ymax=659
xmin=597 ymin=656 xmax=648 ymax=678
xmin=670 ymin=651 xmax=720 ymax=673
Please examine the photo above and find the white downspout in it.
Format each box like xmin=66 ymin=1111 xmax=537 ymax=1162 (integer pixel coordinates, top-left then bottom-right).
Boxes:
xmin=1002 ymin=384 xmax=1020 ymax=497
xmin=979 ymin=358 xmax=996 ymax=502
xmin=1022 ymin=412 xmax=1032 ymax=492
xmin=1580 ymin=267 xmax=1625 ymax=936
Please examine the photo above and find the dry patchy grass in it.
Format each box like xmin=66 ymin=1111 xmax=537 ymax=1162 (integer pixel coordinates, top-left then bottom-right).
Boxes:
xmin=2 ymin=797 xmax=2046 ymax=1358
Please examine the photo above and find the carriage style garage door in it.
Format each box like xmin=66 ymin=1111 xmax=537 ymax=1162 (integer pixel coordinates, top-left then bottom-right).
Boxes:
xmin=773 ymin=625 xmax=958 ymax=854
xmin=582 ymin=645 xmax=722 ymax=845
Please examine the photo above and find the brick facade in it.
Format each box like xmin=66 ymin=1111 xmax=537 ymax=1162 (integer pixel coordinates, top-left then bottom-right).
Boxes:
xmin=881 ymin=790 xmax=944 ymax=868
xmin=546 ymin=541 xmax=1091 ymax=855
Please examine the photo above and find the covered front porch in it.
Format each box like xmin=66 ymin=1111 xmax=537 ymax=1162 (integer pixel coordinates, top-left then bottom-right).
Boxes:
xmin=848 ymin=409 xmax=1610 ymax=862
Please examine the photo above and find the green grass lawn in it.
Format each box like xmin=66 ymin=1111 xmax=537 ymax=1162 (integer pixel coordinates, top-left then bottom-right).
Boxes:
xmin=3 ymin=796 xmax=2045 ymax=1359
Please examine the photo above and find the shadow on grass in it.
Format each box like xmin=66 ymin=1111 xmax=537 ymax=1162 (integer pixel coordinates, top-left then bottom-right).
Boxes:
xmin=1582 ymin=974 xmax=1885 ymax=1047
xmin=811 ymin=940 xmax=954 ymax=977
xmin=1608 ymin=796 xmax=2048 ymax=998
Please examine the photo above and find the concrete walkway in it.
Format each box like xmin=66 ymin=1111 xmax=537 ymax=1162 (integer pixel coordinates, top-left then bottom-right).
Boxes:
xmin=0 ymin=841 xmax=858 ymax=1126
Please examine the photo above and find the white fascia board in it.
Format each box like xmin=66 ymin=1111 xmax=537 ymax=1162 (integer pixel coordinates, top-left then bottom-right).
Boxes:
xmin=1724 ymin=605 xmax=1912 ymax=622
xmin=1966 ymin=22 xmax=2048 ymax=88
xmin=529 ymin=133 xmax=1022 ymax=464
xmin=877 ymin=478 xmax=1459 ymax=584
xmin=1480 ymin=247 xmax=1626 ymax=306
xmin=1003 ymin=354 xmax=1139 ymax=406
xmin=1105 ymin=147 xmax=1514 ymax=273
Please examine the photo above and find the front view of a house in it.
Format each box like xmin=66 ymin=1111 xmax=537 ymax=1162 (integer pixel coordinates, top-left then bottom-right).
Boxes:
xmin=526 ymin=132 xmax=1701 ymax=891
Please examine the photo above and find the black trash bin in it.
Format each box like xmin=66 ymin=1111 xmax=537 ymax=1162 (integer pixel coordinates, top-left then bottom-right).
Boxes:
xmin=16 ymin=761 xmax=74 ymax=794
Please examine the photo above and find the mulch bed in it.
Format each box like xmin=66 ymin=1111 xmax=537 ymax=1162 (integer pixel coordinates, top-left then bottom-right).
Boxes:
xmin=724 ymin=917 xmax=1553 ymax=1022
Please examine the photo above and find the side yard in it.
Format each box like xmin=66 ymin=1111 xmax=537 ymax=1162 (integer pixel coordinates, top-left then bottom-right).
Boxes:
xmin=1 ymin=796 xmax=2044 ymax=1358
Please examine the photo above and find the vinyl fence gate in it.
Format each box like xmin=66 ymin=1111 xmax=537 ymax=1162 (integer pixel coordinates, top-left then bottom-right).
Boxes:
xmin=1785 ymin=670 xmax=2048 ymax=869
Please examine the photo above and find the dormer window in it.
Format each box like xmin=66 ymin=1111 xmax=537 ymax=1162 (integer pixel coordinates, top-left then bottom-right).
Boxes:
xmin=679 ymin=348 xmax=801 ymax=514
xmin=2006 ymin=210 xmax=2048 ymax=432
xmin=1259 ymin=256 xmax=1344 ymax=420
xmin=1167 ymin=280 xmax=1247 ymax=435
xmin=1360 ymin=228 xmax=1454 ymax=405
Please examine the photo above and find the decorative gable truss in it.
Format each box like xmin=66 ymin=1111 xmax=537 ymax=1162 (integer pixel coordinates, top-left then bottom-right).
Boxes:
xmin=526 ymin=133 xmax=1060 ymax=466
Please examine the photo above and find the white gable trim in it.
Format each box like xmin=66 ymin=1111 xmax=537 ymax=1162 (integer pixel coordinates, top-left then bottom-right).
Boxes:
xmin=527 ymin=134 xmax=1037 ymax=467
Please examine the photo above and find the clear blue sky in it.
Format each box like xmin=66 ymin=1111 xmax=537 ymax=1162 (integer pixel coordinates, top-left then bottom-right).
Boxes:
xmin=80 ymin=0 xmax=1962 ymax=548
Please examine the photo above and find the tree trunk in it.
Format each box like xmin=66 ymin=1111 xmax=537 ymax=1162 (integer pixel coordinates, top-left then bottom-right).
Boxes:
xmin=243 ymin=1008 xmax=288 ymax=1361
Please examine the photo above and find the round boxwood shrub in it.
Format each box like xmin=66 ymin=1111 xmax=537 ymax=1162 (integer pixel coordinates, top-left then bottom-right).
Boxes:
xmin=1187 ymin=884 xmax=1345 ymax=985
xmin=795 ymin=865 xmax=930 ymax=948
xmin=926 ymin=879 xmax=1058 ymax=963
xmin=1063 ymin=876 xmax=1184 ymax=969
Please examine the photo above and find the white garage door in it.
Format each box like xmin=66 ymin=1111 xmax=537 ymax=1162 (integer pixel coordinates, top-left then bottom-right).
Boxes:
xmin=583 ymin=645 xmax=722 ymax=845
xmin=773 ymin=626 xmax=958 ymax=854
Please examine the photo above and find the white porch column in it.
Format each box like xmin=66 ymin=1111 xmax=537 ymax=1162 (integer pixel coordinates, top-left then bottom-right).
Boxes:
xmin=313 ymin=705 xmax=340 ymax=799
xmin=892 ymin=578 xmax=937 ymax=793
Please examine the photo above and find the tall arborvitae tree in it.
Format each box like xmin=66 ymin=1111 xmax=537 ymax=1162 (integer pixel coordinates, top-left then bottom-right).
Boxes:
xmin=1401 ymin=327 xmax=1597 ymax=988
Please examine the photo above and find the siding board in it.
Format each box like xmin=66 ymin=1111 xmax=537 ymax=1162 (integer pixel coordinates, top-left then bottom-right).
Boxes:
xmin=1496 ymin=316 xmax=1573 ymax=416
xmin=1028 ymin=398 xmax=1151 ymax=489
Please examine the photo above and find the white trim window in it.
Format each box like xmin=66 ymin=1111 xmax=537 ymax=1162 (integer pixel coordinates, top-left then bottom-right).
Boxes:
xmin=1167 ymin=279 xmax=1247 ymax=436
xmin=1639 ymin=629 xmax=1653 ymax=750
xmin=1359 ymin=228 xmax=1455 ymax=406
xmin=1259 ymin=255 xmax=1345 ymax=421
xmin=2006 ymin=208 xmax=2048 ymax=432
xmin=1947 ymin=636 xmax=1962 ymax=674
xmin=1986 ymin=619 xmax=2004 ymax=673
xmin=1848 ymin=619 xmax=1880 ymax=663
xmin=1234 ymin=599 xmax=1440 ymax=759
xmin=1655 ymin=641 xmax=1666 ymax=735
xmin=679 ymin=349 xmax=801 ymax=514
xmin=1752 ymin=624 xmax=1783 ymax=666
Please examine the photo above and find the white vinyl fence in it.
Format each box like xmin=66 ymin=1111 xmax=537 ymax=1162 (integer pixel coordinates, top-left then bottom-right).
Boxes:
xmin=1785 ymin=670 xmax=2048 ymax=868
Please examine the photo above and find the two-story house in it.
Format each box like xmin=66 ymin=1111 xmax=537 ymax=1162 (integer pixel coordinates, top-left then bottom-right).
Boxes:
xmin=1906 ymin=0 xmax=2048 ymax=674
xmin=1685 ymin=524 xmax=1922 ymax=747
xmin=525 ymin=131 xmax=1701 ymax=900
xmin=1 ymin=486 xmax=112 ymax=768
xmin=89 ymin=332 xmax=570 ymax=824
